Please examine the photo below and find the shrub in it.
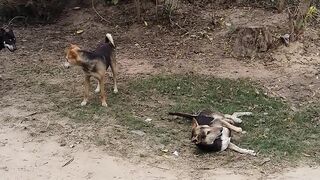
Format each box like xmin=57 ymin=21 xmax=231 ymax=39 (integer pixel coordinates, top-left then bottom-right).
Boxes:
xmin=0 ymin=0 xmax=68 ymax=23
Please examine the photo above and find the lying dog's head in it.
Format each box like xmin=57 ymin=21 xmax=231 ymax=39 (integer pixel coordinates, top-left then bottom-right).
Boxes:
xmin=64 ymin=44 xmax=81 ymax=68
xmin=0 ymin=28 xmax=17 ymax=52
xmin=191 ymin=118 xmax=223 ymax=145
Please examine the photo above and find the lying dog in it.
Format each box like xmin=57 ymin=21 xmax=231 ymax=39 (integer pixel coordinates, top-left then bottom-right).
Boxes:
xmin=0 ymin=27 xmax=17 ymax=52
xmin=169 ymin=110 xmax=256 ymax=156
xmin=65 ymin=33 xmax=118 ymax=107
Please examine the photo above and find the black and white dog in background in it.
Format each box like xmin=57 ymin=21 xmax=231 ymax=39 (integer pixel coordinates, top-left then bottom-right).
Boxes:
xmin=0 ymin=27 xmax=17 ymax=52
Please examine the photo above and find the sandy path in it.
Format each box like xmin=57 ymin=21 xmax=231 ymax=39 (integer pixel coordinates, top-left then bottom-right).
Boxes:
xmin=0 ymin=126 xmax=179 ymax=180
xmin=1 ymin=125 xmax=319 ymax=180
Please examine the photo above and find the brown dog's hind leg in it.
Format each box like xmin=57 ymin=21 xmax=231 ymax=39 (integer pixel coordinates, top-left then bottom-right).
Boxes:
xmin=110 ymin=54 xmax=118 ymax=93
xmin=81 ymin=75 xmax=90 ymax=106
xmin=99 ymin=76 xmax=108 ymax=107
xmin=94 ymin=81 xmax=100 ymax=93
xmin=228 ymin=142 xmax=256 ymax=156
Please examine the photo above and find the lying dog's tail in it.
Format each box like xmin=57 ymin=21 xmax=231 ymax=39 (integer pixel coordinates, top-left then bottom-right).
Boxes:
xmin=168 ymin=112 xmax=197 ymax=119
xmin=105 ymin=33 xmax=115 ymax=48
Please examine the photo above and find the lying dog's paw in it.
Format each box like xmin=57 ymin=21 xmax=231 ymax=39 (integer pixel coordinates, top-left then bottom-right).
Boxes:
xmin=247 ymin=150 xmax=256 ymax=156
xmin=235 ymin=127 xmax=243 ymax=133
xmin=94 ymin=88 xmax=100 ymax=93
xmin=102 ymin=102 xmax=108 ymax=107
xmin=64 ymin=62 xmax=71 ymax=68
xmin=233 ymin=117 xmax=242 ymax=123
xmin=241 ymin=131 xmax=247 ymax=134
xmin=113 ymin=88 xmax=118 ymax=94
xmin=81 ymin=100 xmax=87 ymax=106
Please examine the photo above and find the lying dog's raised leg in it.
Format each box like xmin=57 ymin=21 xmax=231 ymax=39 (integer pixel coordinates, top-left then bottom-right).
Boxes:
xmin=222 ymin=118 xmax=235 ymax=124
xmin=95 ymin=81 xmax=100 ymax=93
xmin=110 ymin=54 xmax=118 ymax=93
xmin=220 ymin=119 xmax=243 ymax=133
xmin=232 ymin=112 xmax=252 ymax=117
xmin=228 ymin=142 xmax=256 ymax=156
xmin=81 ymin=76 xmax=90 ymax=106
xmin=224 ymin=112 xmax=252 ymax=123
xmin=99 ymin=76 xmax=108 ymax=107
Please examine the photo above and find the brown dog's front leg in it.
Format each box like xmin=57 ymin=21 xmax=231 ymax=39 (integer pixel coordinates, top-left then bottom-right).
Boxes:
xmin=99 ymin=76 xmax=107 ymax=107
xmin=81 ymin=75 xmax=90 ymax=106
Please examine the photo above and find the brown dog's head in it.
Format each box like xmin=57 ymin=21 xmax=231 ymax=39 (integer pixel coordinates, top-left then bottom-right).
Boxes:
xmin=191 ymin=118 xmax=223 ymax=145
xmin=64 ymin=44 xmax=81 ymax=68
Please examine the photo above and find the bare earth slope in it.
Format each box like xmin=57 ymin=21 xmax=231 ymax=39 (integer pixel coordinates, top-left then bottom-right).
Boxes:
xmin=0 ymin=3 xmax=319 ymax=180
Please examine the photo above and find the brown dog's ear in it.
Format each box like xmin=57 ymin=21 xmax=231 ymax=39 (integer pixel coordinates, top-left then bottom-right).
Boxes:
xmin=192 ymin=118 xmax=199 ymax=129
xmin=69 ymin=49 xmax=78 ymax=60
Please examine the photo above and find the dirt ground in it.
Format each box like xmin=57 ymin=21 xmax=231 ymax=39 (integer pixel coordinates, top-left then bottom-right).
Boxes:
xmin=1 ymin=2 xmax=320 ymax=180
xmin=1 ymin=125 xmax=320 ymax=180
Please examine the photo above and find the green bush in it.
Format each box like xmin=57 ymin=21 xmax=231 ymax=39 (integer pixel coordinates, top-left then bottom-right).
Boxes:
xmin=0 ymin=0 xmax=68 ymax=23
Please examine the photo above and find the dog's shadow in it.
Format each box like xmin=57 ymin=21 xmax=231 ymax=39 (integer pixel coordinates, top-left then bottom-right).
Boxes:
xmin=193 ymin=147 xmax=211 ymax=156
xmin=192 ymin=146 xmax=232 ymax=159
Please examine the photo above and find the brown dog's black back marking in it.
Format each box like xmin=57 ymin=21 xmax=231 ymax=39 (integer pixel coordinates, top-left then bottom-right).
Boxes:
xmin=78 ymin=45 xmax=113 ymax=72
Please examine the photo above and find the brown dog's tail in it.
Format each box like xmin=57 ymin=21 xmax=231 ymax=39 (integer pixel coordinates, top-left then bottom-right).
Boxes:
xmin=168 ymin=112 xmax=197 ymax=119
xmin=105 ymin=33 xmax=115 ymax=48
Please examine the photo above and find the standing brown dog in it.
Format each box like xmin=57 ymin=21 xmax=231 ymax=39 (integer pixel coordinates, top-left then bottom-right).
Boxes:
xmin=64 ymin=33 xmax=117 ymax=107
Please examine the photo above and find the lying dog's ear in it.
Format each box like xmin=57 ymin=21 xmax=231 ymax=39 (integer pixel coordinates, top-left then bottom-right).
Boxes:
xmin=70 ymin=44 xmax=81 ymax=51
xmin=65 ymin=44 xmax=73 ymax=53
xmin=69 ymin=44 xmax=76 ymax=49
xmin=65 ymin=46 xmax=69 ymax=54
xmin=68 ymin=49 xmax=78 ymax=60
xmin=192 ymin=118 xmax=199 ymax=129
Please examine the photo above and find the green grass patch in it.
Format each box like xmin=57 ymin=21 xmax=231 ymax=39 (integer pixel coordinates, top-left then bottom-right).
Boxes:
xmin=40 ymin=74 xmax=320 ymax=160
xmin=126 ymin=75 xmax=320 ymax=160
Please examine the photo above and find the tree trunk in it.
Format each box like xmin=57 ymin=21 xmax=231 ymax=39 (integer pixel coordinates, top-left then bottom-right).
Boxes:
xmin=230 ymin=26 xmax=274 ymax=58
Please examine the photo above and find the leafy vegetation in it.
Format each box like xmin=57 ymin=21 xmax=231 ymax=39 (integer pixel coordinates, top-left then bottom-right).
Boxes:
xmin=0 ymin=0 xmax=66 ymax=22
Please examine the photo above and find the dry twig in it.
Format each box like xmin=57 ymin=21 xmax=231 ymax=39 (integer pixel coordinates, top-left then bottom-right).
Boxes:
xmin=62 ymin=157 xmax=74 ymax=167
xmin=91 ymin=0 xmax=110 ymax=23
